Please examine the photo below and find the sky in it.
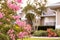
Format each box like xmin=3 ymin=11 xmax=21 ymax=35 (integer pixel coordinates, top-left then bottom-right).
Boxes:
xmin=47 ymin=0 xmax=60 ymax=4
xmin=21 ymin=0 xmax=60 ymax=7
xmin=47 ymin=0 xmax=60 ymax=5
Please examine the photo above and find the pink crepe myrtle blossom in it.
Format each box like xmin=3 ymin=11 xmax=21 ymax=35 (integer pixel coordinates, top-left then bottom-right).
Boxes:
xmin=7 ymin=0 xmax=12 ymax=3
xmin=0 ymin=12 xmax=4 ymax=19
xmin=7 ymin=29 xmax=14 ymax=34
xmin=16 ymin=19 xmax=26 ymax=27
xmin=7 ymin=0 xmax=22 ymax=11
xmin=15 ymin=19 xmax=22 ymax=27
xmin=6 ymin=18 xmax=10 ymax=22
xmin=17 ymin=32 xmax=28 ymax=38
xmin=12 ymin=15 xmax=21 ymax=20
xmin=9 ymin=34 xmax=15 ymax=40
xmin=8 ymin=33 xmax=15 ymax=40
xmin=7 ymin=0 xmax=20 ymax=11
xmin=15 ymin=0 xmax=22 ymax=3
xmin=24 ymin=24 xmax=32 ymax=32
xmin=0 ymin=22 xmax=2 ymax=25
xmin=7 ymin=0 xmax=22 ymax=3
xmin=7 ymin=29 xmax=15 ymax=40
xmin=7 ymin=3 xmax=20 ymax=11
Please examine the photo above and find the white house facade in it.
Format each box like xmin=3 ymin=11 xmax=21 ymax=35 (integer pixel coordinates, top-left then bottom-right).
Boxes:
xmin=47 ymin=2 xmax=60 ymax=29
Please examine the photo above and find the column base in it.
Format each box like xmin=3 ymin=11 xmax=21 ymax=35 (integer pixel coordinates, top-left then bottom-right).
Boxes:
xmin=56 ymin=25 xmax=60 ymax=29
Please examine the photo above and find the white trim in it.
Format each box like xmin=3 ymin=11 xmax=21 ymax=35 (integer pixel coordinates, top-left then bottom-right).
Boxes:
xmin=31 ymin=37 xmax=60 ymax=39
xmin=55 ymin=10 xmax=57 ymax=29
xmin=55 ymin=10 xmax=60 ymax=29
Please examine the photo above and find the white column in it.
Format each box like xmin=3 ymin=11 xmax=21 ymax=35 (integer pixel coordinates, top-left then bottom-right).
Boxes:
xmin=56 ymin=9 xmax=60 ymax=29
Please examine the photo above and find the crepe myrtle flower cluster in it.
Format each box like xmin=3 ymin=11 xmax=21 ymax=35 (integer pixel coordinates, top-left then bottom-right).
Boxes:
xmin=7 ymin=0 xmax=22 ymax=11
xmin=0 ymin=0 xmax=32 ymax=40
xmin=7 ymin=29 xmax=15 ymax=40
xmin=7 ymin=20 xmax=32 ymax=40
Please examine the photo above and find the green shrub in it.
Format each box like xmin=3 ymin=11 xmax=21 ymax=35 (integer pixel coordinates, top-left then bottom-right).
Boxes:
xmin=0 ymin=27 xmax=10 ymax=34
xmin=0 ymin=33 xmax=10 ymax=40
xmin=55 ymin=29 xmax=60 ymax=37
xmin=33 ymin=30 xmax=48 ymax=37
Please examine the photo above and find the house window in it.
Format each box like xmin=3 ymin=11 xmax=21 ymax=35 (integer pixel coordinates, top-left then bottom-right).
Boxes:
xmin=45 ymin=22 xmax=55 ymax=26
xmin=44 ymin=17 xmax=56 ymax=26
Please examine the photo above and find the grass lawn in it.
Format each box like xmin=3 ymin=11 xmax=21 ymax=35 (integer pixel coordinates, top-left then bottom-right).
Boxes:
xmin=17 ymin=38 xmax=60 ymax=40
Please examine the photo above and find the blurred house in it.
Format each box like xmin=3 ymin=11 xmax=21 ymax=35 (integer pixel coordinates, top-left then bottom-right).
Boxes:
xmin=34 ymin=2 xmax=60 ymax=29
xmin=18 ymin=2 xmax=60 ymax=29
xmin=40 ymin=8 xmax=56 ymax=26
xmin=47 ymin=2 xmax=60 ymax=29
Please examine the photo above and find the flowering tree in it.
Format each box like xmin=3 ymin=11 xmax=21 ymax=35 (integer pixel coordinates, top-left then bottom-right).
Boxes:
xmin=0 ymin=0 xmax=31 ymax=40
